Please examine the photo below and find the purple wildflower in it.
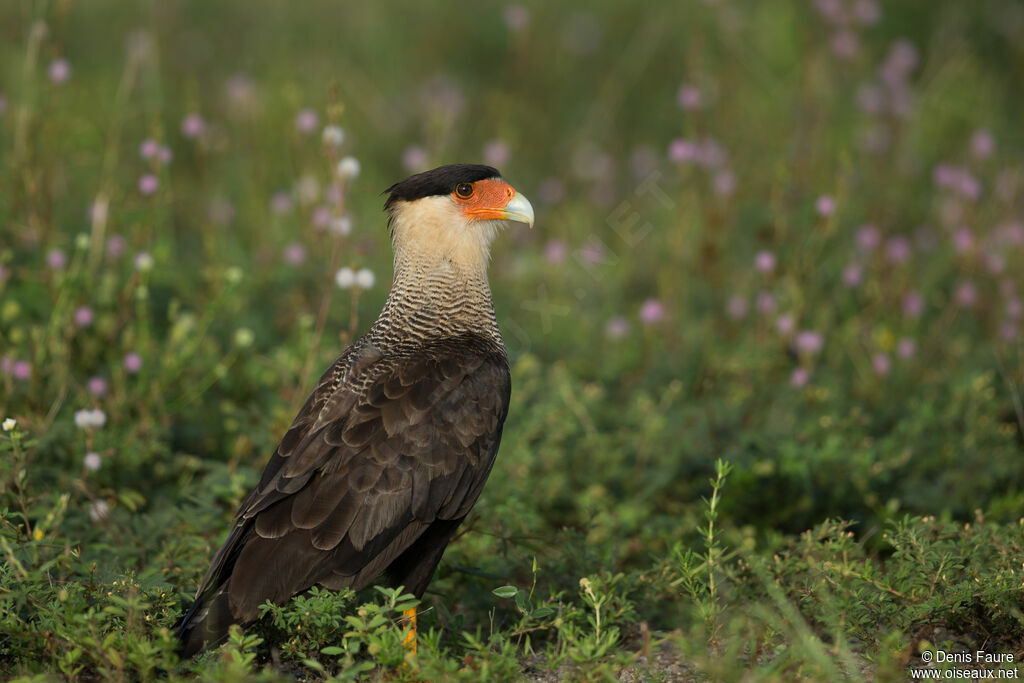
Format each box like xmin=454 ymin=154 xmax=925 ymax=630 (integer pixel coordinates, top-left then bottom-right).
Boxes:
xmin=953 ymin=227 xmax=974 ymax=253
xmin=881 ymin=39 xmax=918 ymax=85
xmin=578 ymin=241 xmax=605 ymax=266
xmin=842 ymin=263 xmax=863 ymax=288
xmin=755 ymin=250 xmax=776 ymax=274
xmin=756 ymin=291 xmax=777 ymax=315
xmin=896 ymin=338 xmax=917 ymax=359
xmin=970 ymin=129 xmax=995 ymax=159
xmin=106 ymin=234 xmax=126 ymax=259
xmin=853 ymin=0 xmax=881 ymax=24
xmin=47 ymin=249 xmax=67 ymax=270
xmin=902 ymin=291 xmax=924 ymax=318
xmin=984 ymin=252 xmax=1005 ymax=275
xmin=694 ymin=138 xmax=726 ymax=167
xmin=668 ymin=138 xmax=697 ymax=163
xmin=139 ymin=139 xmax=160 ymax=159
xmin=13 ymin=361 xmax=31 ymax=381
xmin=795 ymin=330 xmax=824 ymax=355
xmin=956 ymin=173 xmax=982 ymax=201
xmin=283 ymin=243 xmax=307 ymax=266
xmin=776 ymin=313 xmax=796 ymax=336
xmin=676 ymin=84 xmax=702 ymax=111
xmin=998 ymin=221 xmax=1023 ymax=246
xmin=872 ymin=353 xmax=891 ymax=375
xmin=311 ymin=205 xmax=331 ymax=230
xmin=831 ymin=30 xmax=859 ymax=59
xmin=294 ymin=108 xmax=319 ymax=134
xmin=87 ymin=376 xmax=108 ymax=397
xmin=74 ymin=306 xmax=94 ymax=327
xmin=933 ymin=163 xmax=958 ymax=189
xmin=814 ymin=0 xmax=845 ymax=24
xmin=402 ymin=145 xmax=429 ymax=172
xmin=954 ymin=281 xmax=978 ymax=308
xmin=483 ymin=139 xmax=510 ymax=167
xmin=713 ymin=170 xmax=736 ymax=197
xmin=1007 ymin=297 xmax=1022 ymax=320
xmin=605 ymin=316 xmax=630 ymax=339
xmin=270 ymin=192 xmax=293 ymax=215
xmin=538 ymin=177 xmax=566 ymax=204
xmin=790 ymin=367 xmax=810 ymax=388
xmin=124 ymin=352 xmax=143 ymax=373
xmin=48 ymin=58 xmax=71 ymax=84
xmin=856 ymin=224 xmax=881 ymax=251
xmin=138 ymin=174 xmax=159 ymax=195
xmin=726 ymin=295 xmax=748 ymax=320
xmin=640 ymin=299 xmax=665 ymax=325
xmin=181 ymin=113 xmax=205 ymax=139
xmin=815 ymin=195 xmax=835 ymax=217
xmin=884 ymin=236 xmax=911 ymax=264
xmin=544 ymin=239 xmax=569 ymax=265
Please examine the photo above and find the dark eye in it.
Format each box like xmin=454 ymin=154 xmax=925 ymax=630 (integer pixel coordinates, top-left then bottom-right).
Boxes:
xmin=455 ymin=183 xmax=474 ymax=198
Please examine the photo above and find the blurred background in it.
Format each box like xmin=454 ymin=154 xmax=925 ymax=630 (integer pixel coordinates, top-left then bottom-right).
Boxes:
xmin=2 ymin=0 xmax=1024 ymax=677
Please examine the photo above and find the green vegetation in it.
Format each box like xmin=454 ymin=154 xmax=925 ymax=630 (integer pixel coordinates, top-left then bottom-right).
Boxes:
xmin=2 ymin=0 xmax=1023 ymax=679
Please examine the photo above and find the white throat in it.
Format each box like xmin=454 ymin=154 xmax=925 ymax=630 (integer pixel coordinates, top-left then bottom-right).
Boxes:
xmin=389 ymin=196 xmax=502 ymax=278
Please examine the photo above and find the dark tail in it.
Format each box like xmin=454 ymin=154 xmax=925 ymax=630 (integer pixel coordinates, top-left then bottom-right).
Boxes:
xmin=175 ymin=584 xmax=239 ymax=658
xmin=176 ymin=522 xmax=255 ymax=657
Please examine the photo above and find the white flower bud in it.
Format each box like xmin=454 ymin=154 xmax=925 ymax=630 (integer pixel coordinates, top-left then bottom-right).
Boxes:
xmin=336 ymin=156 xmax=360 ymax=181
xmin=335 ymin=266 xmax=355 ymax=289
xmin=355 ymin=268 xmax=375 ymax=289
xmin=2 ymin=418 xmax=15 ymax=432
xmin=330 ymin=215 xmax=352 ymax=236
xmin=74 ymin=408 xmax=107 ymax=429
xmin=321 ymin=125 xmax=344 ymax=147
xmin=84 ymin=452 xmax=102 ymax=471
xmin=90 ymin=500 xmax=110 ymax=521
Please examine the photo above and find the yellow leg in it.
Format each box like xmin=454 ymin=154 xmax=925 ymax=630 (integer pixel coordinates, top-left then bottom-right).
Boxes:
xmin=402 ymin=606 xmax=417 ymax=655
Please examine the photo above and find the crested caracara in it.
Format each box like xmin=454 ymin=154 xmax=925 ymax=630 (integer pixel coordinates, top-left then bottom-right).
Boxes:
xmin=176 ymin=164 xmax=534 ymax=656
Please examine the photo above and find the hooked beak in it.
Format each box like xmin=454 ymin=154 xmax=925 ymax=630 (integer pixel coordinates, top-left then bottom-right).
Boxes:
xmin=501 ymin=192 xmax=535 ymax=229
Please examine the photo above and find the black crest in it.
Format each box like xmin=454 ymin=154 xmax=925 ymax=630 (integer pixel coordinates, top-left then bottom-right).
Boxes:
xmin=384 ymin=164 xmax=501 ymax=210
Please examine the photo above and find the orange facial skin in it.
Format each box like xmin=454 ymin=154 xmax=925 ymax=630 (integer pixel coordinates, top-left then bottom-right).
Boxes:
xmin=452 ymin=178 xmax=517 ymax=221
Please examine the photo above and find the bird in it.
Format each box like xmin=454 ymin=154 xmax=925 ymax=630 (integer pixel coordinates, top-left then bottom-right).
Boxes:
xmin=175 ymin=163 xmax=534 ymax=657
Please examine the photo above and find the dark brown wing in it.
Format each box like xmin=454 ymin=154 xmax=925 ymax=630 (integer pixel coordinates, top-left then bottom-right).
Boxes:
xmin=176 ymin=334 xmax=510 ymax=655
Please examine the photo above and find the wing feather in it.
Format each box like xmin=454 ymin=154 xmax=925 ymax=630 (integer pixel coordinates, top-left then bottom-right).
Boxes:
xmin=181 ymin=334 xmax=511 ymax=639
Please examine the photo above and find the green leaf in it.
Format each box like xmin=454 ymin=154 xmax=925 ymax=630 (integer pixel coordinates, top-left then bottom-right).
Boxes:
xmin=302 ymin=658 xmax=325 ymax=672
xmin=320 ymin=645 xmax=344 ymax=656
xmin=492 ymin=585 xmax=519 ymax=599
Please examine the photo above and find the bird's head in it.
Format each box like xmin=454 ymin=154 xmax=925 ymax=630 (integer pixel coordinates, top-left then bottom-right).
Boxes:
xmin=384 ymin=164 xmax=534 ymax=272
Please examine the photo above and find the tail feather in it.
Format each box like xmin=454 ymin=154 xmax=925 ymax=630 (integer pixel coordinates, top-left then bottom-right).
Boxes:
xmin=176 ymin=522 xmax=253 ymax=657
xmin=175 ymin=584 xmax=238 ymax=658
